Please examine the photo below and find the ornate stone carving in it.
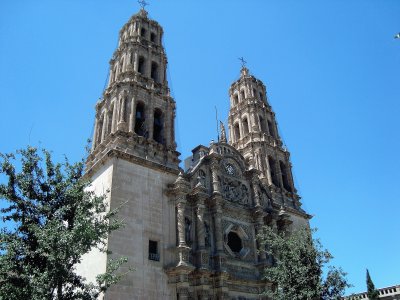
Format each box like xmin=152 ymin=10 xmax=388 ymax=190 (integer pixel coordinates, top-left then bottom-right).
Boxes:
xmin=220 ymin=176 xmax=249 ymax=205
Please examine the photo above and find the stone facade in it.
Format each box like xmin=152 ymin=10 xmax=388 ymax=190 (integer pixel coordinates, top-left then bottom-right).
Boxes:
xmin=79 ymin=8 xmax=311 ymax=300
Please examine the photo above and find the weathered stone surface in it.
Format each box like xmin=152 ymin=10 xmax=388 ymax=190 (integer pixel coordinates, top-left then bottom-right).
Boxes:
xmin=79 ymin=7 xmax=311 ymax=300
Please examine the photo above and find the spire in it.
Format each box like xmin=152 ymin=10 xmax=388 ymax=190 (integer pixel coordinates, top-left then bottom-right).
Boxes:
xmin=220 ymin=121 xmax=227 ymax=143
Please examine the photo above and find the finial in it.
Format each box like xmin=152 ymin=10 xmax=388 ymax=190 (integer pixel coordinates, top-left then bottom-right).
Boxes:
xmin=220 ymin=121 xmax=227 ymax=143
xmin=238 ymin=57 xmax=247 ymax=69
xmin=138 ymin=0 xmax=149 ymax=10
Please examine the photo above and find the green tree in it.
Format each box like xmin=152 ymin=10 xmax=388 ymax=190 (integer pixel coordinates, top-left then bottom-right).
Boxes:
xmin=0 ymin=146 xmax=128 ymax=300
xmin=366 ymin=269 xmax=379 ymax=300
xmin=258 ymin=226 xmax=351 ymax=300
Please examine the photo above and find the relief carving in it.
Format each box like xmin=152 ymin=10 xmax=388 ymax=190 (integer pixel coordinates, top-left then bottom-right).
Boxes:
xmin=220 ymin=176 xmax=250 ymax=205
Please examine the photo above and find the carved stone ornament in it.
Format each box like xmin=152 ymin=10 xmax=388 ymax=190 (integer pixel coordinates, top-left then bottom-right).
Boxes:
xmin=220 ymin=176 xmax=250 ymax=205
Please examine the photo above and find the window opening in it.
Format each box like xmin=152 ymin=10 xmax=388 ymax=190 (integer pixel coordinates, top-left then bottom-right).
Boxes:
xmin=280 ymin=161 xmax=292 ymax=192
xmin=243 ymin=118 xmax=249 ymax=135
xmin=140 ymin=27 xmax=146 ymax=37
xmin=267 ymin=120 xmax=275 ymax=138
xmin=148 ymin=240 xmax=159 ymax=261
xmin=240 ymin=90 xmax=245 ymax=101
xmin=234 ymin=123 xmax=240 ymax=141
xmin=268 ymin=156 xmax=280 ymax=187
xmin=138 ymin=57 xmax=145 ymax=75
xmin=153 ymin=109 xmax=163 ymax=143
xmin=233 ymin=94 xmax=239 ymax=105
xmin=227 ymin=232 xmax=242 ymax=253
xmin=135 ymin=102 xmax=146 ymax=136
xmin=259 ymin=116 xmax=267 ymax=133
xmin=151 ymin=62 xmax=159 ymax=82
xmin=150 ymin=32 xmax=156 ymax=43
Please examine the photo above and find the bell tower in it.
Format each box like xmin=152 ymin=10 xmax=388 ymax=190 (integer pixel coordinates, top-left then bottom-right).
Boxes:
xmin=228 ymin=66 xmax=301 ymax=207
xmin=87 ymin=8 xmax=179 ymax=171
xmin=81 ymin=8 xmax=181 ymax=299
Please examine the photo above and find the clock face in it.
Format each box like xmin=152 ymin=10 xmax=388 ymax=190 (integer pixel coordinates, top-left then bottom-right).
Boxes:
xmin=225 ymin=163 xmax=236 ymax=176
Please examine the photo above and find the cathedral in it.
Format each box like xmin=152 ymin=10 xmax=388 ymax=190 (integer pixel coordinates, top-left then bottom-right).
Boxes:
xmin=79 ymin=7 xmax=311 ymax=300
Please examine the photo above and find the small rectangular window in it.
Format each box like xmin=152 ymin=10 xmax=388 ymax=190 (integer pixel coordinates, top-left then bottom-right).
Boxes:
xmin=148 ymin=240 xmax=159 ymax=261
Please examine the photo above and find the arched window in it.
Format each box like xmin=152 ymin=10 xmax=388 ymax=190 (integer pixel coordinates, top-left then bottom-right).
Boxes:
xmin=233 ymin=94 xmax=239 ymax=105
xmin=138 ymin=56 xmax=145 ymax=75
xmin=259 ymin=116 xmax=267 ymax=133
xmin=268 ymin=156 xmax=279 ymax=187
xmin=134 ymin=102 xmax=146 ymax=136
xmin=259 ymin=92 xmax=264 ymax=101
xmin=240 ymin=89 xmax=245 ymax=101
xmin=280 ymin=161 xmax=292 ymax=192
xmin=267 ymin=120 xmax=275 ymax=138
xmin=151 ymin=62 xmax=159 ymax=82
xmin=242 ymin=118 xmax=249 ymax=135
xmin=234 ymin=123 xmax=240 ymax=141
xmin=150 ymin=32 xmax=157 ymax=43
xmin=140 ymin=27 xmax=146 ymax=37
xmin=153 ymin=109 xmax=163 ymax=143
xmin=253 ymin=88 xmax=257 ymax=98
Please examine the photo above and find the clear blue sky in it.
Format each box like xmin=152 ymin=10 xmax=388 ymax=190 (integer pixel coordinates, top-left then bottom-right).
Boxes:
xmin=1 ymin=0 xmax=399 ymax=295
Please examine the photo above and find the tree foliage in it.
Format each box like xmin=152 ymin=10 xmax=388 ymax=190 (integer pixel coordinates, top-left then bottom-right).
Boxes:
xmin=258 ymin=226 xmax=351 ymax=300
xmin=366 ymin=269 xmax=379 ymax=300
xmin=0 ymin=146 xmax=127 ymax=300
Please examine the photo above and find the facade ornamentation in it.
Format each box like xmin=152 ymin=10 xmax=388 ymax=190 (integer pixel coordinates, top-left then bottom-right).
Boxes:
xmin=80 ymin=6 xmax=312 ymax=300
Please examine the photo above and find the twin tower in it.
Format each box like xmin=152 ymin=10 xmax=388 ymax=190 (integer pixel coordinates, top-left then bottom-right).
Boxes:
xmin=82 ymin=8 xmax=309 ymax=300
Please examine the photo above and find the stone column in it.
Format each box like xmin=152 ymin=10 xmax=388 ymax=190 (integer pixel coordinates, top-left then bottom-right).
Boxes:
xmin=133 ymin=52 xmax=138 ymax=72
xmin=196 ymin=204 xmax=205 ymax=249
xmin=265 ymin=156 xmax=272 ymax=186
xmin=119 ymin=97 xmax=125 ymax=123
xmin=176 ymin=197 xmax=187 ymax=247
xmin=100 ymin=112 xmax=107 ymax=142
xmin=214 ymin=202 xmax=224 ymax=253
xmin=129 ymin=96 xmax=135 ymax=133
xmin=111 ymin=100 xmax=118 ymax=133
xmin=210 ymin=163 xmax=220 ymax=195
xmin=92 ymin=117 xmax=98 ymax=150
xmin=252 ymin=180 xmax=261 ymax=208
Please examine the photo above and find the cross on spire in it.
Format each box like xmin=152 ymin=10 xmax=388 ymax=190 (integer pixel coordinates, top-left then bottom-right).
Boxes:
xmin=238 ymin=57 xmax=247 ymax=68
xmin=138 ymin=0 xmax=149 ymax=10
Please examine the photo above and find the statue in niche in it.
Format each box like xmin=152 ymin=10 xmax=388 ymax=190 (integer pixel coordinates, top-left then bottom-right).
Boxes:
xmin=260 ymin=188 xmax=272 ymax=208
xmin=241 ymin=184 xmax=249 ymax=204
xmin=204 ymin=222 xmax=211 ymax=247
xmin=198 ymin=169 xmax=206 ymax=187
xmin=185 ymin=217 xmax=191 ymax=244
